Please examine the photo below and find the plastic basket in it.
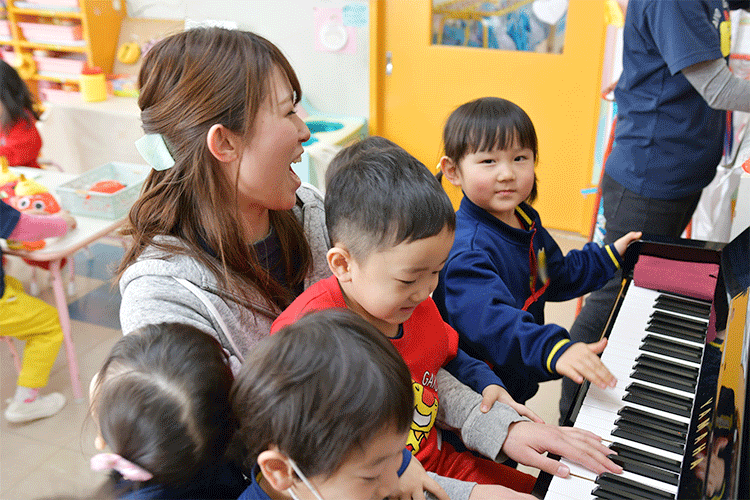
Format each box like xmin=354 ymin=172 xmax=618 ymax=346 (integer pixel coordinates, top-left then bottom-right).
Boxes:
xmin=55 ymin=162 xmax=150 ymax=219
xmin=18 ymin=22 xmax=83 ymax=43
xmin=34 ymin=54 xmax=86 ymax=74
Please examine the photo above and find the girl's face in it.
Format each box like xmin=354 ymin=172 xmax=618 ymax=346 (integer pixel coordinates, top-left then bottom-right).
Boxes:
xmin=448 ymin=139 xmax=535 ymax=227
xmin=293 ymin=426 xmax=409 ymax=500
xmin=232 ymin=66 xmax=311 ymax=214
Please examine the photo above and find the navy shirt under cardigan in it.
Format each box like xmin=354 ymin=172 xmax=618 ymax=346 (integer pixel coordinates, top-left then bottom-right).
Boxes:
xmin=434 ymin=197 xmax=622 ymax=404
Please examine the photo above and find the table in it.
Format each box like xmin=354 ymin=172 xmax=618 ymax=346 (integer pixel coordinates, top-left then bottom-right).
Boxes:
xmin=2 ymin=167 xmax=127 ymax=400
xmin=38 ymin=97 xmax=143 ymax=174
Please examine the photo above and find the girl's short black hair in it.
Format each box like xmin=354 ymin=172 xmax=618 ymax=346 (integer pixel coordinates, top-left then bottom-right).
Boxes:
xmin=325 ymin=136 xmax=456 ymax=260
xmin=0 ymin=60 xmax=39 ymax=131
xmin=230 ymin=309 xmax=413 ymax=479
xmin=92 ymin=324 xmax=235 ymax=489
xmin=443 ymin=97 xmax=538 ymax=203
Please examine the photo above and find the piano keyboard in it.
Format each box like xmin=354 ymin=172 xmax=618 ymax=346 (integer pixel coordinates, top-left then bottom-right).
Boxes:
xmin=545 ymin=285 xmax=712 ymax=500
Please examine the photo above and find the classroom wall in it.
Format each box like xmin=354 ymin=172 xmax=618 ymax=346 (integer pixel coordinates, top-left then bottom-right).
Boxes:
xmin=126 ymin=0 xmax=371 ymax=118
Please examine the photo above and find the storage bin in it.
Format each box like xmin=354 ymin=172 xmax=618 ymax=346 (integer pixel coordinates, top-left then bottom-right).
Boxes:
xmin=18 ymin=22 xmax=83 ymax=43
xmin=39 ymin=87 xmax=79 ymax=103
xmin=24 ymin=0 xmax=79 ymax=7
xmin=0 ymin=21 xmax=11 ymax=38
xmin=0 ymin=48 xmax=16 ymax=66
xmin=33 ymin=53 xmax=86 ymax=74
xmin=56 ymin=162 xmax=150 ymax=219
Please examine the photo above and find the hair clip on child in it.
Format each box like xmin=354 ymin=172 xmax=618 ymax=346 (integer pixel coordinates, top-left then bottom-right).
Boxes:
xmin=90 ymin=453 xmax=154 ymax=482
xmin=135 ymin=133 xmax=175 ymax=171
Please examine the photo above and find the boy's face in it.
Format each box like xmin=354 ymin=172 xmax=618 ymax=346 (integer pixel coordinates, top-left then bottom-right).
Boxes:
xmin=341 ymin=227 xmax=454 ymax=337
xmin=298 ymin=426 xmax=409 ymax=500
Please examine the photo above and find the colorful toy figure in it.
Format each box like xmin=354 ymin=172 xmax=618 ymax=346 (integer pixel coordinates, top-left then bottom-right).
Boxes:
xmin=5 ymin=174 xmax=62 ymax=251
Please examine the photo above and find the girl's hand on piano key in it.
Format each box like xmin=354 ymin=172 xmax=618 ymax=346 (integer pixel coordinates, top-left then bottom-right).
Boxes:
xmin=481 ymin=385 xmax=544 ymax=423
xmin=503 ymin=422 xmax=624 ymax=477
xmin=556 ymin=339 xmax=617 ymax=389
xmin=613 ymin=231 xmax=642 ymax=257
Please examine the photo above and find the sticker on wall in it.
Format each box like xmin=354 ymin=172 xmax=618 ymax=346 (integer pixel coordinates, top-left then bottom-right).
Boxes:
xmin=314 ymin=4 xmax=357 ymax=53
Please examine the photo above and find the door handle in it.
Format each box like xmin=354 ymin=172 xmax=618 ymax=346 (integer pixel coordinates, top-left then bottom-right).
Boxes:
xmin=385 ymin=51 xmax=393 ymax=75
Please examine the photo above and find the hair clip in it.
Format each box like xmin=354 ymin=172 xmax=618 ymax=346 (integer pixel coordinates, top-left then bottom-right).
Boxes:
xmin=91 ymin=453 xmax=154 ymax=482
xmin=135 ymin=133 xmax=175 ymax=171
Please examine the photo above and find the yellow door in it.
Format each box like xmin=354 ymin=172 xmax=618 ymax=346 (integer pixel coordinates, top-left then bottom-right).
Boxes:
xmin=370 ymin=0 xmax=608 ymax=235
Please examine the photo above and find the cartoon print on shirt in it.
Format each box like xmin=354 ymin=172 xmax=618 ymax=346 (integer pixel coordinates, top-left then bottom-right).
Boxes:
xmin=406 ymin=381 xmax=438 ymax=455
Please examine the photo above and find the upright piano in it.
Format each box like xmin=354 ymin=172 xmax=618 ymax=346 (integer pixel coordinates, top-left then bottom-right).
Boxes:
xmin=535 ymin=226 xmax=750 ymax=500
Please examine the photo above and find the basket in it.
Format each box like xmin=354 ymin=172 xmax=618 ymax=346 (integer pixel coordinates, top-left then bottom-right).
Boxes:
xmin=34 ymin=53 xmax=86 ymax=74
xmin=18 ymin=22 xmax=83 ymax=43
xmin=55 ymin=162 xmax=150 ymax=219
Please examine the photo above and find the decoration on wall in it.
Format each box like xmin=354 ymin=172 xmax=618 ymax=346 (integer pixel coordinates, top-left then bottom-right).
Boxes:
xmin=314 ymin=3 xmax=358 ymax=54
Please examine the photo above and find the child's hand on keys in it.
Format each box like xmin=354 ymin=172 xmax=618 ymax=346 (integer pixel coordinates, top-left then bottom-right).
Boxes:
xmin=395 ymin=454 xmax=449 ymax=500
xmin=480 ymin=384 xmax=544 ymax=423
xmin=555 ymin=339 xmax=616 ymax=389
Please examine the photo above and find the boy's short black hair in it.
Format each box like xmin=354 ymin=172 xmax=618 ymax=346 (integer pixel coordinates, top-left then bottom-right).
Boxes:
xmin=325 ymin=136 xmax=456 ymax=260
xmin=230 ymin=308 xmax=413 ymax=478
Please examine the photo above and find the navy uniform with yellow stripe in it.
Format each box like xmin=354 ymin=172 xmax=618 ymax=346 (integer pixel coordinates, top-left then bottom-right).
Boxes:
xmin=433 ymin=197 xmax=622 ymax=404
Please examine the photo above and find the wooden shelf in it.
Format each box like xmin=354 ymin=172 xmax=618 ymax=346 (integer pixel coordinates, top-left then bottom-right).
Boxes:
xmin=4 ymin=0 xmax=125 ymax=101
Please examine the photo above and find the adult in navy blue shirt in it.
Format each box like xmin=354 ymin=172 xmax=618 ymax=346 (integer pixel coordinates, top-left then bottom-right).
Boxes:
xmin=559 ymin=0 xmax=750 ymax=422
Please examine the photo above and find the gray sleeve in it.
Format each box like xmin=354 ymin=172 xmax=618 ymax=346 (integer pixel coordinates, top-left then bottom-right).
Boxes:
xmin=436 ymin=368 xmax=527 ymax=462
xmin=682 ymin=58 xmax=750 ymax=112
xmin=427 ymin=472 xmax=475 ymax=500
xmin=119 ymin=274 xmax=220 ymax=338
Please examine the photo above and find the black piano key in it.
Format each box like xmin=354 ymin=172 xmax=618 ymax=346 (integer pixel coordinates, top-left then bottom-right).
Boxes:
xmin=592 ymin=488 xmax=634 ymax=500
xmin=617 ymin=406 xmax=688 ymax=436
xmin=631 ymin=364 xmax=697 ymax=393
xmin=609 ymin=442 xmax=682 ymax=473
xmin=640 ymin=334 xmax=703 ymax=364
xmin=611 ymin=421 xmax=685 ymax=454
xmin=654 ymin=294 xmax=711 ymax=319
xmin=634 ymin=354 xmax=699 ymax=380
xmin=650 ymin=310 xmax=708 ymax=332
xmin=645 ymin=323 xmax=706 ymax=343
xmin=595 ymin=472 xmax=674 ymax=500
xmin=623 ymin=382 xmax=693 ymax=418
xmin=607 ymin=454 xmax=680 ymax=486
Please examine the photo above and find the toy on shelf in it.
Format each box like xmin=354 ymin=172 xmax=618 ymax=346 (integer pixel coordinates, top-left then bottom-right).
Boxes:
xmin=0 ymin=157 xmax=21 ymax=198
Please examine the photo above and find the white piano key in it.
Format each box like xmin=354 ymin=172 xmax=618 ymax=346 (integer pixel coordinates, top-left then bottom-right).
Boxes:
xmin=580 ymin=385 xmax=691 ymax=424
xmin=545 ymin=472 xmax=596 ymax=500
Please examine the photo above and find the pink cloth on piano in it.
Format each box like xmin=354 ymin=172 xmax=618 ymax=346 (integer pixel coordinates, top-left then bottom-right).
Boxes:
xmin=632 ymin=255 xmax=719 ymax=301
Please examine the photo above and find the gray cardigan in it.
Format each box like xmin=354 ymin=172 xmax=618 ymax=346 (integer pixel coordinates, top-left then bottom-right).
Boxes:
xmin=118 ymin=183 xmax=526 ymax=500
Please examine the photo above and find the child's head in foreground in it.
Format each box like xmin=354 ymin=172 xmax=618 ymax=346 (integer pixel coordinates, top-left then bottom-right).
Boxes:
xmin=231 ymin=308 xmax=413 ymax=500
xmin=324 ymin=137 xmax=456 ymax=336
xmin=439 ymin=97 xmax=538 ymax=225
xmin=89 ymin=323 xmax=235 ymax=492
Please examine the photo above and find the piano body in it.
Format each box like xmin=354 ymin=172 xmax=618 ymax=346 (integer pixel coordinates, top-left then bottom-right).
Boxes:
xmin=536 ymin=226 xmax=750 ymax=500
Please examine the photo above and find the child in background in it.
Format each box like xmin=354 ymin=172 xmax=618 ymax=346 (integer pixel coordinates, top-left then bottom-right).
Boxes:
xmin=88 ymin=323 xmax=248 ymax=499
xmin=233 ymin=308 xmax=448 ymax=500
xmin=275 ymin=138 xmax=565 ymax=499
xmin=433 ymin=97 xmax=641 ymax=407
xmin=1 ymin=200 xmax=75 ymax=423
xmin=0 ymin=61 xmax=42 ymax=168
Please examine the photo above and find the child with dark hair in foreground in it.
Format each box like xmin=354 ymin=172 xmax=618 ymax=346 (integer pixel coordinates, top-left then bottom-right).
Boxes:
xmin=88 ymin=323 xmax=248 ymax=499
xmin=232 ymin=308 xmax=431 ymax=500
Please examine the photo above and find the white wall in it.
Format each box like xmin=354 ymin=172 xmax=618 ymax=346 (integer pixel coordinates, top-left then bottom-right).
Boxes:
xmin=125 ymin=0 xmax=370 ymax=118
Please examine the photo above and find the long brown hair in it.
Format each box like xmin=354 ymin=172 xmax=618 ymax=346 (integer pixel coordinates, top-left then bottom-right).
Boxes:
xmin=116 ymin=28 xmax=312 ymax=313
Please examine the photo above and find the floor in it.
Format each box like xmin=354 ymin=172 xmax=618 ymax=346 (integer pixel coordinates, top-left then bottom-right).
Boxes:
xmin=0 ymin=230 xmax=589 ymax=499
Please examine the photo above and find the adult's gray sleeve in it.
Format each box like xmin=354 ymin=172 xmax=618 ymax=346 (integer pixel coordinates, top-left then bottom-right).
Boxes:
xmin=428 ymin=473 xmax=476 ymax=500
xmin=436 ymin=369 xmax=527 ymax=463
xmin=682 ymin=58 xmax=750 ymax=112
